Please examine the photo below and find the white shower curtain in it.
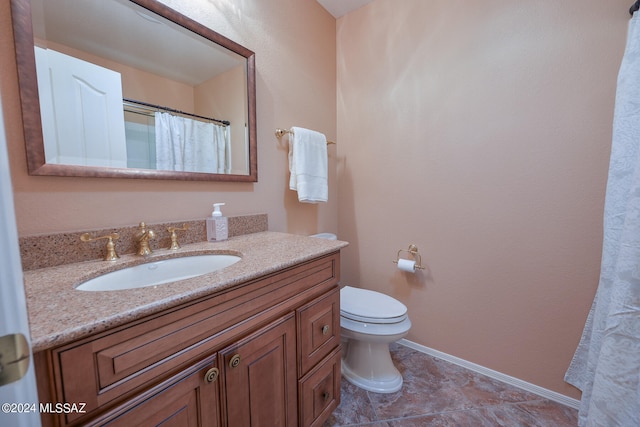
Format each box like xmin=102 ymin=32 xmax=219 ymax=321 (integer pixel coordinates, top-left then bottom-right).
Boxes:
xmin=564 ymin=12 xmax=640 ymax=427
xmin=155 ymin=111 xmax=228 ymax=173
xmin=155 ymin=111 xmax=183 ymax=171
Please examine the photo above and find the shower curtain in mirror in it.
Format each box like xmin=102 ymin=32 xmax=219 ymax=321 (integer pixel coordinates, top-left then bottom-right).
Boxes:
xmin=564 ymin=12 xmax=640 ymax=427
xmin=155 ymin=112 xmax=229 ymax=173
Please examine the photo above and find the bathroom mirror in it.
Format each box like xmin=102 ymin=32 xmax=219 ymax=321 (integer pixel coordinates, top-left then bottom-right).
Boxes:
xmin=10 ymin=0 xmax=257 ymax=181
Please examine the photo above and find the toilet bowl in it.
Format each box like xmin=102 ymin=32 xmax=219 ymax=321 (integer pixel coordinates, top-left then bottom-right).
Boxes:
xmin=310 ymin=233 xmax=412 ymax=393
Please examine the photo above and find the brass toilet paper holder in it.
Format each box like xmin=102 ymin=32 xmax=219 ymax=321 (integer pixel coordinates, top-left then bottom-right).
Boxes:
xmin=393 ymin=244 xmax=426 ymax=270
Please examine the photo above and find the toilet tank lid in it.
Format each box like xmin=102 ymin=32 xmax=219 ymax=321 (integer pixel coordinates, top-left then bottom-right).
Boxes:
xmin=340 ymin=286 xmax=407 ymax=319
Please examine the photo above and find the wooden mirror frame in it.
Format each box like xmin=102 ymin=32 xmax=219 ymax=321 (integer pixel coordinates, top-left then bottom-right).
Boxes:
xmin=10 ymin=0 xmax=257 ymax=182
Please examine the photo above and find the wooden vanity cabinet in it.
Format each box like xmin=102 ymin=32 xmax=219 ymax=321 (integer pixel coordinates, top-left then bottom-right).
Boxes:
xmin=34 ymin=252 xmax=342 ymax=427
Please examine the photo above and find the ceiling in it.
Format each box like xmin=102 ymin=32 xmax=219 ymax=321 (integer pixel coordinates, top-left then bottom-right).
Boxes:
xmin=316 ymin=0 xmax=375 ymax=18
xmin=32 ymin=0 xmax=244 ymax=86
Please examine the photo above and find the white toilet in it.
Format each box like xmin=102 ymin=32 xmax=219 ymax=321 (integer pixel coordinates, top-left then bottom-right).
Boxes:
xmin=311 ymin=233 xmax=412 ymax=393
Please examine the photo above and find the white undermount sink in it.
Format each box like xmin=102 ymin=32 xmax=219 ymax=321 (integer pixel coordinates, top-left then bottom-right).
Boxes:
xmin=76 ymin=254 xmax=241 ymax=291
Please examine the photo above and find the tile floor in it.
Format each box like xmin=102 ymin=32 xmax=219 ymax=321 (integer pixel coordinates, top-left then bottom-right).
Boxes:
xmin=324 ymin=343 xmax=578 ymax=426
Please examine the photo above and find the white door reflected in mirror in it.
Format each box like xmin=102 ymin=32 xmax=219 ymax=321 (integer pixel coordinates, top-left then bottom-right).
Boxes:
xmin=35 ymin=46 xmax=127 ymax=168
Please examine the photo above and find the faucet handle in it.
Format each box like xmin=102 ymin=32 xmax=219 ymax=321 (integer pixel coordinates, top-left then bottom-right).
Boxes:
xmin=80 ymin=232 xmax=120 ymax=261
xmin=167 ymin=223 xmax=189 ymax=250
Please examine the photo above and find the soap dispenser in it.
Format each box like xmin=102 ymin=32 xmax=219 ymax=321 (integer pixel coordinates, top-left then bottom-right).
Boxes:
xmin=206 ymin=203 xmax=228 ymax=242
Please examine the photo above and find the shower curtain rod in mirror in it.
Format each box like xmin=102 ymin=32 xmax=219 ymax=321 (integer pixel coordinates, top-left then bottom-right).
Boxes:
xmin=123 ymin=98 xmax=230 ymax=126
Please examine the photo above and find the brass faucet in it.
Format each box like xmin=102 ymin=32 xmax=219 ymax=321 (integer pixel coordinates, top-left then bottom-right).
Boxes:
xmin=135 ymin=222 xmax=156 ymax=256
xmin=167 ymin=223 xmax=189 ymax=250
xmin=80 ymin=232 xmax=120 ymax=261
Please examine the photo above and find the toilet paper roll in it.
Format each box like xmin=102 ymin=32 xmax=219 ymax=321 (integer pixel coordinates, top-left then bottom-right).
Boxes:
xmin=397 ymin=259 xmax=416 ymax=273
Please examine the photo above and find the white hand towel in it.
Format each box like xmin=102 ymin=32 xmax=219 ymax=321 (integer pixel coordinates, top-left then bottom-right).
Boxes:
xmin=288 ymin=126 xmax=328 ymax=203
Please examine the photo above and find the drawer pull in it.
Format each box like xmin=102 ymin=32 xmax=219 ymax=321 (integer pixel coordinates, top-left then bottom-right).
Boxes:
xmin=322 ymin=391 xmax=330 ymax=402
xmin=229 ymin=354 xmax=241 ymax=368
xmin=321 ymin=325 xmax=330 ymax=335
xmin=204 ymin=367 xmax=219 ymax=383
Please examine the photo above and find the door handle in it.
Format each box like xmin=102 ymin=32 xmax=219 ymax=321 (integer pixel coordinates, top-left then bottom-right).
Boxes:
xmin=0 ymin=333 xmax=30 ymax=387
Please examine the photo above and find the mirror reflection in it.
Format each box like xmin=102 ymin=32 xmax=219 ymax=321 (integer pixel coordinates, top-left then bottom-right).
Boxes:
xmin=13 ymin=0 xmax=257 ymax=181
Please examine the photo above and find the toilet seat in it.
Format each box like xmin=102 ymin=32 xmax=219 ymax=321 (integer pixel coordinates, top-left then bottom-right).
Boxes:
xmin=340 ymin=286 xmax=408 ymax=324
xmin=341 ymin=311 xmax=408 ymax=324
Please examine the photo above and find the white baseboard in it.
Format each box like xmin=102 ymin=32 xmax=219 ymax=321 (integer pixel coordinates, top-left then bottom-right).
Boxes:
xmin=398 ymin=339 xmax=580 ymax=410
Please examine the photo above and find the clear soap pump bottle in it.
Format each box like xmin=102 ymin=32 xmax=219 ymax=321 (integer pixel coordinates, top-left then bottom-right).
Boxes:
xmin=206 ymin=203 xmax=228 ymax=242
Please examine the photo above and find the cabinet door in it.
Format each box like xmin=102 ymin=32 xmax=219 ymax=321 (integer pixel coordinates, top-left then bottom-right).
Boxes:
xmin=220 ymin=313 xmax=297 ymax=427
xmin=96 ymin=356 xmax=221 ymax=427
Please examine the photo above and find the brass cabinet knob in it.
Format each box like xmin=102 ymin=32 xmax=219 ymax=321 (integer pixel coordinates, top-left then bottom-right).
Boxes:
xmin=229 ymin=354 xmax=241 ymax=368
xmin=321 ymin=325 xmax=330 ymax=335
xmin=204 ymin=367 xmax=219 ymax=383
xmin=322 ymin=391 xmax=330 ymax=402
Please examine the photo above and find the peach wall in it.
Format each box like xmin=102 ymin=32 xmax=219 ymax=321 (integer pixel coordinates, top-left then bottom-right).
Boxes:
xmin=40 ymin=39 xmax=196 ymax=111
xmin=336 ymin=0 xmax=629 ymax=398
xmin=196 ymin=65 xmax=248 ymax=175
xmin=1 ymin=0 xmax=338 ymax=235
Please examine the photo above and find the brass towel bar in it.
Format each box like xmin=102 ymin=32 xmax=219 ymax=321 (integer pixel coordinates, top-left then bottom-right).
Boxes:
xmin=275 ymin=128 xmax=335 ymax=145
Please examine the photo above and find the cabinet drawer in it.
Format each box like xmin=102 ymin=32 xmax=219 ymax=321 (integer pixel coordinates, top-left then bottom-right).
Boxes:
xmin=298 ymin=348 xmax=341 ymax=427
xmin=297 ymin=288 xmax=340 ymax=377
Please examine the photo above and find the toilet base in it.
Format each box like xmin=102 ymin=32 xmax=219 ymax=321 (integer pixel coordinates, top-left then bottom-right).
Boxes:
xmin=341 ymin=339 xmax=403 ymax=393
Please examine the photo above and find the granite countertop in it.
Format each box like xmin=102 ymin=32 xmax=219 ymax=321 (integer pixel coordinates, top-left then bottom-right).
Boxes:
xmin=24 ymin=231 xmax=348 ymax=353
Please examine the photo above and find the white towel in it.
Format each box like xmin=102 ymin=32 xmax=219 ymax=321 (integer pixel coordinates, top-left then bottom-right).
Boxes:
xmin=288 ymin=126 xmax=328 ymax=203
